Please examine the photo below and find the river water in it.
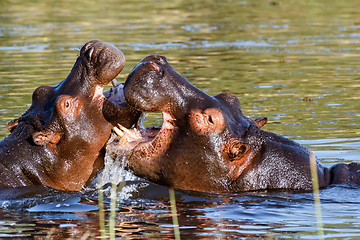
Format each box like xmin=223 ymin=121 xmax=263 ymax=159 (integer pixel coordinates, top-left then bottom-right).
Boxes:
xmin=1 ymin=0 xmax=359 ymax=239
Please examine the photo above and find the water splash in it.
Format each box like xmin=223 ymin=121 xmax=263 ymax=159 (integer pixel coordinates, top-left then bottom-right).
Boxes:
xmin=94 ymin=151 xmax=138 ymax=189
xmin=91 ymin=141 xmax=142 ymax=202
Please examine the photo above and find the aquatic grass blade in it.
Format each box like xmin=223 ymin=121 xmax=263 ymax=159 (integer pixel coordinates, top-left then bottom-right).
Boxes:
xmin=97 ymin=180 xmax=106 ymax=238
xmin=309 ymin=152 xmax=324 ymax=239
xmin=169 ymin=188 xmax=181 ymax=240
xmin=45 ymin=227 xmax=55 ymax=239
xmin=109 ymin=171 xmax=120 ymax=240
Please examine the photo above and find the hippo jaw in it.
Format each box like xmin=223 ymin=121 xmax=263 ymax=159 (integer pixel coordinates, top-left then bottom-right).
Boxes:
xmin=108 ymin=95 xmax=264 ymax=192
xmin=114 ymin=115 xmax=267 ymax=191
xmin=110 ymin=110 xmax=178 ymax=182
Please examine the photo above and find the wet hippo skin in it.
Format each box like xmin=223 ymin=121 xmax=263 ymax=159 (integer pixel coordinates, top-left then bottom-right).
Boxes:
xmin=0 ymin=40 xmax=141 ymax=191
xmin=107 ymin=55 xmax=360 ymax=193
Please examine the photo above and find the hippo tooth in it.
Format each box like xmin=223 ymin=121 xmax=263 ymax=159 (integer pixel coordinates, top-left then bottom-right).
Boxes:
xmin=113 ymin=126 xmax=124 ymax=137
xmin=114 ymin=124 xmax=143 ymax=145
xmin=111 ymin=79 xmax=119 ymax=87
xmin=117 ymin=123 xmax=133 ymax=135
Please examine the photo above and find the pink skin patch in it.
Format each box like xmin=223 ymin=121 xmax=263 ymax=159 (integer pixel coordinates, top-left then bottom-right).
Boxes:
xmin=150 ymin=62 xmax=161 ymax=72
xmin=93 ymin=85 xmax=105 ymax=102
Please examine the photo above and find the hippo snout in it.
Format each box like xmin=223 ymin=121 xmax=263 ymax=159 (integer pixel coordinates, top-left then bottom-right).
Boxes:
xmin=80 ymin=40 xmax=126 ymax=85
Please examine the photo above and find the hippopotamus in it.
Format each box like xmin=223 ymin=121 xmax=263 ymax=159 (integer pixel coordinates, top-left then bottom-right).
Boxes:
xmin=0 ymin=40 xmax=140 ymax=191
xmin=106 ymin=54 xmax=360 ymax=193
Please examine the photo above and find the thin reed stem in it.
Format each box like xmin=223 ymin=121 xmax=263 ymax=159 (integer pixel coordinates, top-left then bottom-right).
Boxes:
xmin=309 ymin=152 xmax=324 ymax=239
xmin=45 ymin=227 xmax=55 ymax=239
xmin=169 ymin=188 xmax=181 ymax=240
xmin=97 ymin=181 xmax=106 ymax=238
xmin=109 ymin=173 xmax=119 ymax=240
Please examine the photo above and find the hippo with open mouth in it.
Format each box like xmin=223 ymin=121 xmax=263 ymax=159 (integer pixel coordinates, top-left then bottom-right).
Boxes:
xmin=0 ymin=40 xmax=141 ymax=191
xmin=107 ymin=54 xmax=360 ymax=193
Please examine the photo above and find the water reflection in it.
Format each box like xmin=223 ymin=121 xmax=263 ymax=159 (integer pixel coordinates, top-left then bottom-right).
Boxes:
xmin=0 ymin=181 xmax=359 ymax=238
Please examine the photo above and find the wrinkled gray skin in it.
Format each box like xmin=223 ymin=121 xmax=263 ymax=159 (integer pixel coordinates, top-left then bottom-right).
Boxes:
xmin=0 ymin=40 xmax=141 ymax=191
xmin=107 ymin=54 xmax=360 ymax=193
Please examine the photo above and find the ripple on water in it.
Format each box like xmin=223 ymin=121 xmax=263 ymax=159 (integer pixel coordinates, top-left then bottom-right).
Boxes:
xmin=26 ymin=197 xmax=98 ymax=213
xmin=116 ymin=39 xmax=272 ymax=51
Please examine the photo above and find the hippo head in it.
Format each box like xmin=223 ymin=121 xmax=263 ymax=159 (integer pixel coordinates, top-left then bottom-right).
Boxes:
xmin=2 ymin=40 xmax=140 ymax=190
xmin=107 ymin=55 xmax=331 ymax=193
xmin=11 ymin=41 xmax=124 ymax=143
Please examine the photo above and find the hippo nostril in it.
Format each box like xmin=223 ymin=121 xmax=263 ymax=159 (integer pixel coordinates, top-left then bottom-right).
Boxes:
xmin=80 ymin=40 xmax=101 ymax=57
xmin=84 ymin=47 xmax=94 ymax=61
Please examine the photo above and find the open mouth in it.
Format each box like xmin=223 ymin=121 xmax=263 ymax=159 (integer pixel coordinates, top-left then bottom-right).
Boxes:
xmin=102 ymin=79 xmax=120 ymax=100
xmin=112 ymin=110 xmax=176 ymax=152
xmin=109 ymin=57 xmax=177 ymax=152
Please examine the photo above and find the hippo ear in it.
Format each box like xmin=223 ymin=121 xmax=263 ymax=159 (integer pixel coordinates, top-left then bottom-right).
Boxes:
xmin=33 ymin=131 xmax=62 ymax=146
xmin=189 ymin=108 xmax=225 ymax=135
xmin=7 ymin=118 xmax=19 ymax=132
xmin=253 ymin=117 xmax=267 ymax=128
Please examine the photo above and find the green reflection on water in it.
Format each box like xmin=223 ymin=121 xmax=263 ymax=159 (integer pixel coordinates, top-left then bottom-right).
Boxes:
xmin=0 ymin=220 xmax=34 ymax=237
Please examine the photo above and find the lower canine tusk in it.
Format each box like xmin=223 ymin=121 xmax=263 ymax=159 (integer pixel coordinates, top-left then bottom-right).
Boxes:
xmin=113 ymin=126 xmax=124 ymax=137
xmin=117 ymin=123 xmax=132 ymax=135
xmin=111 ymin=79 xmax=119 ymax=87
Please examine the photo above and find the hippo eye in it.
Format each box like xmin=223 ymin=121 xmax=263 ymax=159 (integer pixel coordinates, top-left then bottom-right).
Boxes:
xmin=56 ymin=95 xmax=79 ymax=116
xmin=60 ymin=97 xmax=73 ymax=110
xmin=228 ymin=142 xmax=248 ymax=161
xmin=63 ymin=100 xmax=72 ymax=110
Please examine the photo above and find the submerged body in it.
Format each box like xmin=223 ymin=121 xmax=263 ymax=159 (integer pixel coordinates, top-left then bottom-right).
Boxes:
xmin=0 ymin=40 xmax=140 ymax=191
xmin=107 ymin=55 xmax=360 ymax=193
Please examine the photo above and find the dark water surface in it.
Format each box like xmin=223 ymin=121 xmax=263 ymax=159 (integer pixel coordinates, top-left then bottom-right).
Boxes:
xmin=1 ymin=0 xmax=359 ymax=238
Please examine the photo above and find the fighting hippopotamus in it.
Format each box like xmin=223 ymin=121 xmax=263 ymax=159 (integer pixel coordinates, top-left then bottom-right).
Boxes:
xmin=107 ymin=54 xmax=360 ymax=193
xmin=0 ymin=40 xmax=140 ymax=191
